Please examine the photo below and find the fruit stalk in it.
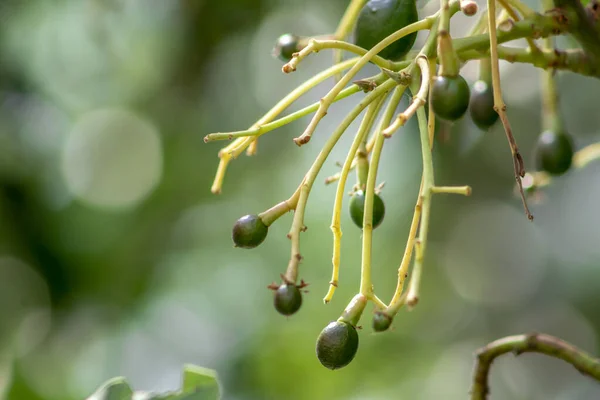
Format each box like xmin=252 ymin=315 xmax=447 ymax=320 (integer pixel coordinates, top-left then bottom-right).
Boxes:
xmin=284 ymin=79 xmax=397 ymax=283
xmin=290 ymin=13 xmax=438 ymax=146
xmin=325 ymin=95 xmax=387 ymax=304
xmin=383 ymin=56 xmax=431 ymax=136
xmin=496 ymin=0 xmax=540 ymax=52
xmin=486 ymin=0 xmax=533 ymax=221
xmin=359 ymin=85 xmax=406 ymax=298
xmin=332 ymin=0 xmax=369 ymax=80
xmin=208 ymin=58 xmax=359 ymax=193
xmin=541 ymin=0 xmax=563 ymax=133
xmin=283 ymin=39 xmax=395 ymax=73
xmin=405 ymin=103 xmax=434 ymax=307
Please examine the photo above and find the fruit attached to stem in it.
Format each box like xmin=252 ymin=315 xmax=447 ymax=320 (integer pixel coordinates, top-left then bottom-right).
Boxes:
xmin=316 ymin=320 xmax=359 ymax=370
xmin=273 ymin=34 xmax=300 ymax=62
xmin=431 ymin=75 xmax=470 ymax=122
xmin=469 ymin=80 xmax=498 ymax=129
xmin=349 ymin=190 xmax=385 ymax=229
xmin=232 ymin=214 xmax=268 ymax=249
xmin=273 ymin=283 xmax=303 ymax=316
xmin=354 ymin=0 xmax=419 ymax=61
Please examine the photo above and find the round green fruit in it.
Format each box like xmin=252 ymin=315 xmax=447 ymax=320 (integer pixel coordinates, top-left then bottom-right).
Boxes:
xmin=273 ymin=34 xmax=299 ymax=62
xmin=354 ymin=0 xmax=419 ymax=61
xmin=469 ymin=80 xmax=498 ymax=129
xmin=232 ymin=214 xmax=268 ymax=249
xmin=535 ymin=130 xmax=574 ymax=175
xmin=431 ymin=75 xmax=471 ymax=122
xmin=372 ymin=311 xmax=392 ymax=332
xmin=274 ymin=283 xmax=302 ymax=316
xmin=316 ymin=321 xmax=359 ymax=370
xmin=349 ymin=190 xmax=385 ymax=229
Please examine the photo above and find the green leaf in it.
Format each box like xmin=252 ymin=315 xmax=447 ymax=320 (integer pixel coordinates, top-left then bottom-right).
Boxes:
xmin=87 ymin=377 xmax=133 ymax=400
xmin=181 ymin=364 xmax=220 ymax=399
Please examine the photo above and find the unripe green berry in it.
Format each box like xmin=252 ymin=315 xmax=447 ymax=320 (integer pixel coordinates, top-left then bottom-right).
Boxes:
xmin=469 ymin=80 xmax=498 ymax=129
xmin=431 ymin=75 xmax=471 ymax=122
xmin=354 ymin=0 xmax=419 ymax=61
xmin=349 ymin=190 xmax=385 ymax=229
xmin=372 ymin=311 xmax=393 ymax=332
xmin=274 ymin=283 xmax=302 ymax=316
xmin=316 ymin=321 xmax=359 ymax=370
xmin=273 ymin=34 xmax=299 ymax=62
xmin=232 ymin=214 xmax=268 ymax=249
xmin=535 ymin=130 xmax=574 ymax=176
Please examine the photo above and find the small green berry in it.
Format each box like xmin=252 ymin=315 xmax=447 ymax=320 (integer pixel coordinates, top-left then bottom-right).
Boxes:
xmin=431 ymin=75 xmax=471 ymax=122
xmin=372 ymin=311 xmax=393 ymax=332
xmin=354 ymin=0 xmax=419 ymax=61
xmin=273 ymin=34 xmax=299 ymax=62
xmin=469 ymin=80 xmax=498 ymax=129
xmin=316 ymin=321 xmax=359 ymax=370
xmin=274 ymin=284 xmax=302 ymax=316
xmin=535 ymin=130 xmax=574 ymax=175
xmin=232 ymin=214 xmax=268 ymax=249
xmin=349 ymin=190 xmax=385 ymax=229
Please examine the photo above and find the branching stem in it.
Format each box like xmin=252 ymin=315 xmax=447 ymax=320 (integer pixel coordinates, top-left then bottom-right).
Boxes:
xmin=470 ymin=333 xmax=600 ymax=399
xmin=360 ymin=85 xmax=407 ymax=297
xmin=325 ymin=95 xmax=386 ymax=304
xmin=283 ymin=79 xmax=397 ymax=283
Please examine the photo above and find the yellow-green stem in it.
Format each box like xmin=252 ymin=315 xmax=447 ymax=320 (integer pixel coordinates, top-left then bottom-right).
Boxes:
xmin=325 ymin=95 xmax=386 ymax=304
xmin=292 ymin=12 xmax=440 ymax=145
xmin=209 ymin=58 xmax=359 ymax=193
xmin=284 ymin=79 xmax=396 ymax=283
xmin=359 ymin=85 xmax=406 ymax=296
xmin=333 ymin=0 xmax=368 ymax=80
xmin=405 ymin=103 xmax=434 ymax=307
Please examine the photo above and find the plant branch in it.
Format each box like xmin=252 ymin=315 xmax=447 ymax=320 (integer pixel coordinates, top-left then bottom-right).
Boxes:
xmin=386 ymin=58 xmax=436 ymax=313
xmin=405 ymin=103 xmax=434 ymax=308
xmin=283 ymin=39 xmax=396 ymax=73
xmin=208 ymin=58 xmax=360 ymax=193
xmin=554 ymin=0 xmax=600 ymax=67
xmin=470 ymin=333 xmax=600 ymax=399
xmin=289 ymin=6 xmax=450 ymax=146
xmin=283 ymin=79 xmax=396 ymax=283
xmin=359 ymin=85 xmax=406 ymax=298
xmin=497 ymin=0 xmax=541 ymax=52
xmin=383 ymin=56 xmax=431 ymax=137
xmin=487 ymin=0 xmax=534 ymax=221
xmin=332 ymin=0 xmax=368 ymax=81
xmin=325 ymin=95 xmax=386 ymax=304
xmin=459 ymin=47 xmax=600 ymax=78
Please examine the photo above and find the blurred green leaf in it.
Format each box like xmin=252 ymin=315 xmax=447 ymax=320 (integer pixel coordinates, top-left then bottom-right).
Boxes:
xmin=181 ymin=364 xmax=220 ymax=399
xmin=88 ymin=377 xmax=133 ymax=400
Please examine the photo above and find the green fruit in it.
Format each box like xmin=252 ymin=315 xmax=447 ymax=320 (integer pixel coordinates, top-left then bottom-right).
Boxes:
xmin=232 ymin=214 xmax=268 ymax=249
xmin=349 ymin=190 xmax=385 ymax=229
xmin=469 ymin=80 xmax=498 ymax=129
xmin=535 ymin=130 xmax=574 ymax=175
xmin=316 ymin=321 xmax=359 ymax=370
xmin=354 ymin=0 xmax=419 ymax=61
xmin=431 ymin=75 xmax=471 ymax=122
xmin=274 ymin=284 xmax=302 ymax=316
xmin=372 ymin=311 xmax=392 ymax=332
xmin=273 ymin=34 xmax=299 ymax=62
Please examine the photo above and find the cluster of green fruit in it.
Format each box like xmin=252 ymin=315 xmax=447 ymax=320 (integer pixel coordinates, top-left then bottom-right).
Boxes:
xmin=228 ymin=0 xmax=577 ymax=371
xmin=274 ymin=3 xmax=575 ymax=178
xmin=232 ymin=189 xmax=384 ymax=368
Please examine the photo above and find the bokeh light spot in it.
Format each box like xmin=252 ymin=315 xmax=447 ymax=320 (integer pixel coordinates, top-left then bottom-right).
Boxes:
xmin=61 ymin=108 xmax=163 ymax=210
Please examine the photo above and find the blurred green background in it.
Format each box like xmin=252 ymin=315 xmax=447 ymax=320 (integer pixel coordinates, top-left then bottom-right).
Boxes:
xmin=1 ymin=0 xmax=600 ymax=399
